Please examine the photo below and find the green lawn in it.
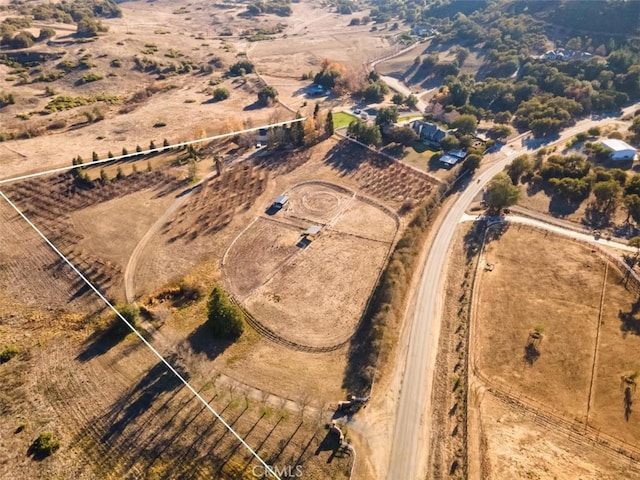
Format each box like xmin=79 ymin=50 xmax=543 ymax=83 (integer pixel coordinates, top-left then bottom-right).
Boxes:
xmin=402 ymin=149 xmax=436 ymax=171
xmin=398 ymin=114 xmax=423 ymax=123
xmin=333 ymin=111 xmax=358 ymax=129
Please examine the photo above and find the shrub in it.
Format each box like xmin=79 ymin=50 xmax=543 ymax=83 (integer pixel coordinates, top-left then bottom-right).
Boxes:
xmin=0 ymin=346 xmax=20 ymax=363
xmin=212 ymin=87 xmax=230 ymax=101
xmin=9 ymin=31 xmax=35 ymax=49
xmin=79 ymin=72 xmax=103 ymax=84
xmin=228 ymin=60 xmax=254 ymax=76
xmin=38 ymin=27 xmax=56 ymax=41
xmin=588 ymin=126 xmax=601 ymax=137
xmin=207 ymin=286 xmax=245 ymax=339
xmin=30 ymin=432 xmax=59 ymax=458
xmin=257 ymin=85 xmax=278 ymax=106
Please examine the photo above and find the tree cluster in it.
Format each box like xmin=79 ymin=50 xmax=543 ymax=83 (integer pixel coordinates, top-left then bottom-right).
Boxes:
xmin=244 ymin=1 xmax=292 ymax=17
xmin=227 ymin=60 xmax=255 ymax=77
xmin=347 ymin=118 xmax=381 ymax=146
xmin=384 ymin=1 xmax=640 ymax=137
xmin=257 ymin=85 xmax=278 ymax=106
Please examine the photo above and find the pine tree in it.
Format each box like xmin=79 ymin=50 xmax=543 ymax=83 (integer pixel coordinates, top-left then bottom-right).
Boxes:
xmin=206 ymin=285 xmax=245 ymax=338
xmin=325 ymin=111 xmax=334 ymax=136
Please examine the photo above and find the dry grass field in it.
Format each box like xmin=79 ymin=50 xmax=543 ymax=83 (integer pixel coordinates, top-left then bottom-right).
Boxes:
xmin=473 ymin=226 xmax=640 ymax=477
xmin=0 ymin=0 xmax=406 ymax=181
xmin=0 ymin=130 xmax=438 ymax=478
xmin=0 ymin=1 xmax=440 ymax=477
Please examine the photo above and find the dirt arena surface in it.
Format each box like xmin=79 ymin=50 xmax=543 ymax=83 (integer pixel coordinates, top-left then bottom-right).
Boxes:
xmin=224 ymin=181 xmax=397 ymax=347
xmin=473 ymin=226 xmax=640 ymax=477
xmin=244 ymin=232 xmax=391 ymax=346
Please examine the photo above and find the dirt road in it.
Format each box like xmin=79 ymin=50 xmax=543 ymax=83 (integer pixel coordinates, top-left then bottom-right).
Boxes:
xmin=385 ymin=104 xmax=640 ymax=480
xmin=378 ymin=75 xmax=432 ymax=113
xmin=460 ymin=213 xmax=637 ymax=254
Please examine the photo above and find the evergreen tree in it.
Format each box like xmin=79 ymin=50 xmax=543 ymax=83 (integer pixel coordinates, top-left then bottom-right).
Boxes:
xmin=325 ymin=111 xmax=334 ymax=136
xmin=206 ymin=286 xmax=245 ymax=338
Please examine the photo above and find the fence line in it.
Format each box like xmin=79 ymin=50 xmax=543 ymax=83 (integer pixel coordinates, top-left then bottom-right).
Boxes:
xmin=469 ymin=221 xmax=640 ymax=469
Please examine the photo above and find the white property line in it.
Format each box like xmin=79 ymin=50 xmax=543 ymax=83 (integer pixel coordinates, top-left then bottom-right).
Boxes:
xmin=0 ymin=118 xmax=306 ymax=186
xmin=0 ymin=190 xmax=282 ymax=480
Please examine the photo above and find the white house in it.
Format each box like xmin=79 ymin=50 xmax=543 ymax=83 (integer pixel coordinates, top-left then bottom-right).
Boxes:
xmin=600 ymin=138 xmax=638 ymax=161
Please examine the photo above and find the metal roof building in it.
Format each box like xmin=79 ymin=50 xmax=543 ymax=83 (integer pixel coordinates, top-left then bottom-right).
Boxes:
xmin=600 ymin=139 xmax=637 ymax=161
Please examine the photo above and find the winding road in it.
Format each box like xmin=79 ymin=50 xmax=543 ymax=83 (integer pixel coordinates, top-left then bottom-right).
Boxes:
xmin=386 ymin=103 xmax=640 ymax=480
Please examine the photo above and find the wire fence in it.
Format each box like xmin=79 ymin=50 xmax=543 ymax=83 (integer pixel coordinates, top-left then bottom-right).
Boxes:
xmin=469 ymin=222 xmax=640 ymax=470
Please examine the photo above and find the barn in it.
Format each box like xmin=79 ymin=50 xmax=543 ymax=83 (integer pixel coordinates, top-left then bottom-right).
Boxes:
xmin=599 ymin=139 xmax=638 ymax=161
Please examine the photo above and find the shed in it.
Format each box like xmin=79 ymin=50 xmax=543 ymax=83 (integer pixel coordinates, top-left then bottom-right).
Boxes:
xmin=272 ymin=194 xmax=289 ymax=209
xmin=303 ymin=225 xmax=322 ymax=238
xmin=600 ymin=139 xmax=637 ymax=161
xmin=449 ymin=149 xmax=467 ymax=159
xmin=440 ymin=154 xmax=461 ymax=168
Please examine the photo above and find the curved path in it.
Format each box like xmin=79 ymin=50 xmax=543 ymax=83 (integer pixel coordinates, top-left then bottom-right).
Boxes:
xmin=386 ymin=103 xmax=640 ymax=480
xmin=459 ymin=213 xmax=636 ymax=253
xmin=124 ymin=188 xmax=193 ymax=303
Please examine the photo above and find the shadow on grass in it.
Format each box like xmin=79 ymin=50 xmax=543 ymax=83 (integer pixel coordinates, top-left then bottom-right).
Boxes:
xmin=618 ymin=297 xmax=640 ymax=337
xmin=323 ymin=139 xmax=392 ymax=177
xmin=101 ymin=357 xmax=189 ymax=444
xmin=625 ymin=385 xmax=634 ymax=421
xmin=314 ymin=429 xmax=345 ymax=464
xmin=463 ymin=218 xmax=510 ymax=262
xmin=583 ymin=203 xmax=613 ymax=229
xmin=76 ymin=318 xmax=141 ymax=363
xmin=186 ymin=321 xmax=235 ymax=360
xmin=523 ymin=342 xmax=540 ymax=365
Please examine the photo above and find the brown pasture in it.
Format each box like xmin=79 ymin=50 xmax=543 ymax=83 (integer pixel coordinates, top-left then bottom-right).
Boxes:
xmin=475 ymin=226 xmax=640 ymax=451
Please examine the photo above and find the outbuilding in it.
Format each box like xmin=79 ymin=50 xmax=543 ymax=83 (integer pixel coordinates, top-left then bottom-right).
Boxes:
xmin=302 ymin=225 xmax=322 ymax=239
xmin=272 ymin=194 xmax=289 ymax=209
xmin=600 ymin=138 xmax=637 ymax=161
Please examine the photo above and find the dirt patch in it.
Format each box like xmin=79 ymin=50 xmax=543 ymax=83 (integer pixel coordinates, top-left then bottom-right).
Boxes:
xmin=479 ymin=393 xmax=635 ymax=480
xmin=224 ymin=217 xmax=301 ymax=297
xmin=245 ymin=233 xmax=391 ymax=347
xmin=70 ymin=188 xmax=176 ymax=270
